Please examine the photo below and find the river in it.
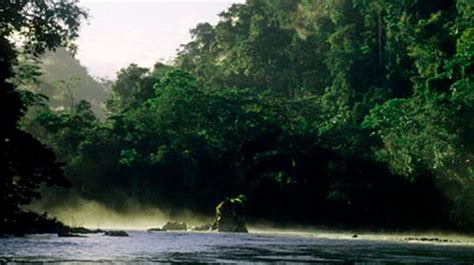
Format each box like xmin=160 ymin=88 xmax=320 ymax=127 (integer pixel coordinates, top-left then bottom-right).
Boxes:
xmin=1 ymin=230 xmax=474 ymax=263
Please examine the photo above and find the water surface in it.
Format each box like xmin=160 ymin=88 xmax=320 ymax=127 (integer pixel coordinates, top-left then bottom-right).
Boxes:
xmin=1 ymin=231 xmax=474 ymax=263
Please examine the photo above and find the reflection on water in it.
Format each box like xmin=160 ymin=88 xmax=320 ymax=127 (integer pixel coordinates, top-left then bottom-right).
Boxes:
xmin=1 ymin=231 xmax=474 ymax=263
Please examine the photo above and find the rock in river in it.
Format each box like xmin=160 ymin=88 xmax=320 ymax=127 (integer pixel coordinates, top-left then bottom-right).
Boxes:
xmin=162 ymin=221 xmax=187 ymax=231
xmin=104 ymin=230 xmax=129 ymax=237
xmin=212 ymin=195 xmax=248 ymax=233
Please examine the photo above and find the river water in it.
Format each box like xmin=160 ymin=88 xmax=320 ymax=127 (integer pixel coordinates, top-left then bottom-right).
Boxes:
xmin=1 ymin=231 xmax=474 ymax=263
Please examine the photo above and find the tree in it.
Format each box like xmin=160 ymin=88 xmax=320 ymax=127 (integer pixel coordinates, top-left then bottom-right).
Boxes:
xmin=106 ymin=63 xmax=172 ymax=114
xmin=0 ymin=0 xmax=86 ymax=230
xmin=363 ymin=0 xmax=474 ymax=226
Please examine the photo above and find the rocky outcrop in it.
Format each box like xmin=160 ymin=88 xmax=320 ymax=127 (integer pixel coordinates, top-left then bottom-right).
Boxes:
xmin=147 ymin=195 xmax=248 ymax=233
xmin=68 ymin=227 xmax=104 ymax=234
xmin=211 ymin=195 xmax=248 ymax=233
xmin=162 ymin=221 xmax=187 ymax=231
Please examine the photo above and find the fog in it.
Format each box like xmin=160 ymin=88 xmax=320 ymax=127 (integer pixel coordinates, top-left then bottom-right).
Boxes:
xmin=27 ymin=198 xmax=213 ymax=230
xmin=24 ymin=199 xmax=474 ymax=245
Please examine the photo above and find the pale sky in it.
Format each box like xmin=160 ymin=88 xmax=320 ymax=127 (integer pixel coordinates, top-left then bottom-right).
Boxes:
xmin=76 ymin=0 xmax=244 ymax=79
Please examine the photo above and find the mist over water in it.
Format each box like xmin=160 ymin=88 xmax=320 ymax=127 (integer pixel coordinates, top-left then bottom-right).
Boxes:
xmin=24 ymin=198 xmax=474 ymax=247
xmin=27 ymin=198 xmax=212 ymax=230
xmin=249 ymin=226 xmax=474 ymax=247
xmin=11 ymin=198 xmax=474 ymax=263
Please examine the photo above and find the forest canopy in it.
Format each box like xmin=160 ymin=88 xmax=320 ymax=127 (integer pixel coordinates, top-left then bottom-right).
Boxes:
xmin=4 ymin=0 xmax=473 ymax=230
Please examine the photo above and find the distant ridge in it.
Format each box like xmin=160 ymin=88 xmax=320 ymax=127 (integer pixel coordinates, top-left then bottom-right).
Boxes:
xmin=40 ymin=48 xmax=109 ymax=119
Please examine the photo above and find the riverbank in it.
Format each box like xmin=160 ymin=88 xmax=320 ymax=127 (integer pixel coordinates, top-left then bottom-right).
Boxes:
xmin=0 ymin=211 xmax=105 ymax=238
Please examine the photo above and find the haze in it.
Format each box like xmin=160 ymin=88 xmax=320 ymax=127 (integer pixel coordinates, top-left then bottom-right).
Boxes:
xmin=77 ymin=0 xmax=244 ymax=79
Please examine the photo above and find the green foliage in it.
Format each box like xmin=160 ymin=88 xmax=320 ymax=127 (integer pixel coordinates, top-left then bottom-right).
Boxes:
xmin=39 ymin=48 xmax=108 ymax=119
xmin=0 ymin=0 xmax=86 ymax=226
xmin=106 ymin=63 xmax=172 ymax=113
xmin=0 ymin=0 xmax=87 ymax=55
xmin=21 ymin=0 xmax=474 ymax=229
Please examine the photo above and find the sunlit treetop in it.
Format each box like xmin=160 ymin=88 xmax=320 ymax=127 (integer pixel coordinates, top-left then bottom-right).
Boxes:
xmin=0 ymin=0 xmax=87 ymax=55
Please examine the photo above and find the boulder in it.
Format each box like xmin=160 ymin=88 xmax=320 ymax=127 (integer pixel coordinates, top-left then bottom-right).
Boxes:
xmin=104 ymin=230 xmax=129 ymax=237
xmin=211 ymin=195 xmax=248 ymax=233
xmin=162 ymin=221 xmax=187 ymax=231
xmin=68 ymin=227 xmax=103 ymax=234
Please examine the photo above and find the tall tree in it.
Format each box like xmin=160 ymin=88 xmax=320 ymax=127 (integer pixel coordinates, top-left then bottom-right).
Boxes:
xmin=0 ymin=0 xmax=86 ymax=229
